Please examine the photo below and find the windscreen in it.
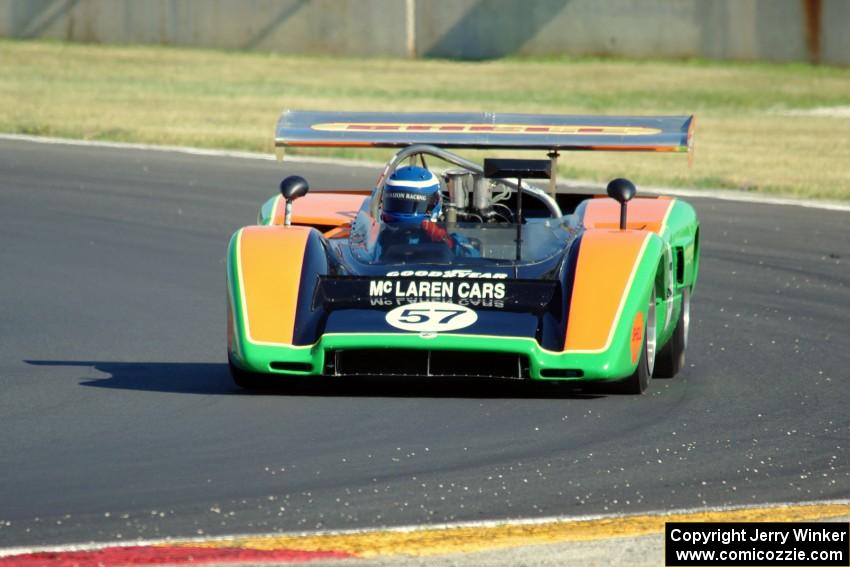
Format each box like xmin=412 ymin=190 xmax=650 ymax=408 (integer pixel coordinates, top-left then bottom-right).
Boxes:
xmin=352 ymin=218 xmax=579 ymax=266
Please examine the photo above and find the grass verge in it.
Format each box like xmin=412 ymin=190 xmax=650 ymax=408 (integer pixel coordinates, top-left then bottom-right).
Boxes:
xmin=2 ymin=39 xmax=849 ymax=200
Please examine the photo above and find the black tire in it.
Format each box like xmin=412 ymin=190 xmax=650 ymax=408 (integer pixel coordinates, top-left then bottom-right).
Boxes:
xmin=611 ymin=289 xmax=656 ymax=395
xmin=228 ymin=358 xmax=266 ymax=390
xmin=653 ymin=287 xmax=690 ymax=378
xmin=612 ymin=340 xmax=650 ymax=395
xmin=229 ymin=357 xmax=302 ymax=391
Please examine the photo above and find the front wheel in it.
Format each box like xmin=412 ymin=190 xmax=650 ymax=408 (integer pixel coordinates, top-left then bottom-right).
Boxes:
xmin=612 ymin=288 xmax=656 ymax=395
xmin=228 ymin=357 xmax=266 ymax=389
xmin=653 ymin=287 xmax=690 ymax=378
xmin=228 ymin=357 xmax=302 ymax=392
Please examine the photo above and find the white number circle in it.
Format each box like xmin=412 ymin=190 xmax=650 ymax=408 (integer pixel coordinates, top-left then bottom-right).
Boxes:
xmin=385 ymin=301 xmax=478 ymax=333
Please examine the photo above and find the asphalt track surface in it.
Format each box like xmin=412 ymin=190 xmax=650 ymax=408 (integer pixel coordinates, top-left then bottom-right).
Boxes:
xmin=0 ymin=138 xmax=848 ymax=548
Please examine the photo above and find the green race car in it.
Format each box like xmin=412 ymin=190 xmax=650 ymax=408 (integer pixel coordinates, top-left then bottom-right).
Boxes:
xmin=227 ymin=111 xmax=699 ymax=394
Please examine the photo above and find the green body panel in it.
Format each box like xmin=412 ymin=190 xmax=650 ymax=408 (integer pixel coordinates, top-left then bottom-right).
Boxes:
xmin=232 ymin=332 xmax=639 ymax=382
xmin=226 ymin=230 xmax=247 ymax=364
xmin=666 ymin=199 xmax=701 ymax=290
xmin=226 ymin=221 xmax=683 ymax=382
xmin=651 ymin=199 xmax=700 ymax=349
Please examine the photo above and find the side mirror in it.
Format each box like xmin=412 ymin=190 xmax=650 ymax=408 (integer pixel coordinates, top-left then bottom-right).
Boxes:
xmin=606 ymin=178 xmax=636 ymax=230
xmin=279 ymin=176 xmax=309 ymax=226
xmin=280 ymin=175 xmax=309 ymax=201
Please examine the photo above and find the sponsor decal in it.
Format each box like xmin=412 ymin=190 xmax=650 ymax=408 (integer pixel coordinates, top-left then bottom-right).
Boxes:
xmin=317 ymin=276 xmax=554 ymax=313
xmin=386 ymin=191 xmax=427 ymax=201
xmin=385 ymin=269 xmax=508 ymax=279
xmin=385 ymin=301 xmax=477 ymax=332
xmin=369 ymin=279 xmax=505 ymax=301
xmin=630 ymin=312 xmax=644 ymax=364
xmin=312 ymin=123 xmax=662 ymax=136
xmin=371 ymin=296 xmax=504 ymax=309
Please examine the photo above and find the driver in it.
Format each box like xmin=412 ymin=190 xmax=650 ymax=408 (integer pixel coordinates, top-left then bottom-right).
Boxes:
xmin=380 ymin=165 xmax=478 ymax=256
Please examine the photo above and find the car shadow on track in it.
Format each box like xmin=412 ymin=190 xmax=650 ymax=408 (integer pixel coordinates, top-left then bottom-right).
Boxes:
xmin=26 ymin=360 xmax=608 ymax=399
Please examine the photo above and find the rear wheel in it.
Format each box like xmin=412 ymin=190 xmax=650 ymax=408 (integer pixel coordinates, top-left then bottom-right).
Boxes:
xmin=653 ymin=287 xmax=690 ymax=378
xmin=612 ymin=289 xmax=656 ymax=395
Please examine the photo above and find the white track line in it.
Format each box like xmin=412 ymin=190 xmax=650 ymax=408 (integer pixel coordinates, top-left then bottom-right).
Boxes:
xmin=2 ymin=134 xmax=849 ymax=212
xmin=0 ymin=133 xmax=381 ymax=170
xmin=639 ymin=185 xmax=850 ymax=212
xmin=1 ymin=498 xmax=848 ymax=558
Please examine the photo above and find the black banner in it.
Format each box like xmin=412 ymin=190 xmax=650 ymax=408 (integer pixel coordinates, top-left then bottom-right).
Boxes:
xmin=666 ymin=522 xmax=849 ymax=566
xmin=316 ymin=276 xmax=557 ymax=312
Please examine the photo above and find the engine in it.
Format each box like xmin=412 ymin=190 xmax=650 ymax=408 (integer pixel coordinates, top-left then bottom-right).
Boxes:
xmin=442 ymin=169 xmax=515 ymax=224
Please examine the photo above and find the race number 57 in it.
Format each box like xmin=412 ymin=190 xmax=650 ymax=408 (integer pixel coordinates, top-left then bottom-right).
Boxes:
xmin=385 ymin=301 xmax=478 ymax=332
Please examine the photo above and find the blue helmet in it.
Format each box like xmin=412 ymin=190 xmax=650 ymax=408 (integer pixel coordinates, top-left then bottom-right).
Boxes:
xmin=381 ymin=165 xmax=442 ymax=223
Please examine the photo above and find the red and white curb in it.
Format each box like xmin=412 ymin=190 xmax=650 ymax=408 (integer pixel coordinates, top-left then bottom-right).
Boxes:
xmin=1 ymin=500 xmax=848 ymax=566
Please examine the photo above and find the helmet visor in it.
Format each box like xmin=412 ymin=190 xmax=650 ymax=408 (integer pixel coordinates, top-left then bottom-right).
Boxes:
xmin=383 ymin=189 xmax=439 ymax=216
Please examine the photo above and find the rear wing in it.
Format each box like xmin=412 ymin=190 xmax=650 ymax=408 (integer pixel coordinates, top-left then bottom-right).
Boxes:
xmin=274 ymin=111 xmax=695 ymax=157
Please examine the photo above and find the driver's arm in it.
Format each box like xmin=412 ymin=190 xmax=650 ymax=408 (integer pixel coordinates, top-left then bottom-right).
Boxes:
xmin=420 ymin=220 xmax=454 ymax=249
xmin=420 ymin=221 xmax=480 ymax=257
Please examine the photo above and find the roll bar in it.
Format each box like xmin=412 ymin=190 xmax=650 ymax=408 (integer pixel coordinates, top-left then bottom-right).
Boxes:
xmin=369 ymin=144 xmax=562 ymax=219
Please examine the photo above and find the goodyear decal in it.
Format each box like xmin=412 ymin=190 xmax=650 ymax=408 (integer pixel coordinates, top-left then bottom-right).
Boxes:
xmin=385 ymin=269 xmax=508 ymax=279
xmin=312 ymin=123 xmax=662 ymax=136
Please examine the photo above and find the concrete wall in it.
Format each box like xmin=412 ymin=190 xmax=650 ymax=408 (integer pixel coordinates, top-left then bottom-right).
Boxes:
xmin=416 ymin=0 xmax=844 ymax=64
xmin=0 ymin=0 xmax=846 ymax=65
xmin=0 ymin=0 xmax=409 ymax=57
